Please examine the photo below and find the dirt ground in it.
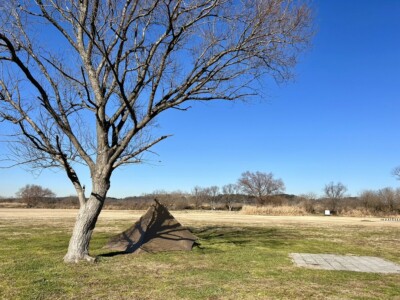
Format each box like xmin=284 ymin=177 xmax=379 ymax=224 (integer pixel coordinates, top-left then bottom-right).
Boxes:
xmin=0 ymin=208 xmax=399 ymax=228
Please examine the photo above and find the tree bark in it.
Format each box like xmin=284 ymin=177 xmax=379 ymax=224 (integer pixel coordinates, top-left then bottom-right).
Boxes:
xmin=63 ymin=178 xmax=109 ymax=263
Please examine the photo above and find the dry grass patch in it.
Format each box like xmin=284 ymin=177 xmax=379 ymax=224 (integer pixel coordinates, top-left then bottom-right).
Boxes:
xmin=241 ymin=205 xmax=308 ymax=216
xmin=0 ymin=202 xmax=26 ymax=208
xmin=340 ymin=209 xmax=400 ymax=218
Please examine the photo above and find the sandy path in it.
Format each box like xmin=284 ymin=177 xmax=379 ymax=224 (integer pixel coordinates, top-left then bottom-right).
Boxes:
xmin=0 ymin=208 xmax=399 ymax=227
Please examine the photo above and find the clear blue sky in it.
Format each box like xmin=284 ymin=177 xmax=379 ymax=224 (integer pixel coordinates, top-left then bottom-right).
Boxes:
xmin=1 ymin=0 xmax=400 ymax=198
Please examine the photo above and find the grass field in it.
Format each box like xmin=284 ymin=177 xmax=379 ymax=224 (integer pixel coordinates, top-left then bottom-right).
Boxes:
xmin=0 ymin=209 xmax=399 ymax=299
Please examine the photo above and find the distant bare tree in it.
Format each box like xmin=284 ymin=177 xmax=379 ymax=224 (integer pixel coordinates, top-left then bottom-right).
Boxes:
xmin=0 ymin=0 xmax=312 ymax=262
xmin=300 ymin=192 xmax=318 ymax=201
xmin=392 ymin=166 xmax=400 ymax=181
xmin=299 ymin=192 xmax=317 ymax=214
xmin=359 ymin=190 xmax=379 ymax=213
xmin=238 ymin=171 xmax=285 ymax=205
xmin=358 ymin=188 xmax=400 ymax=214
xmin=16 ymin=184 xmax=55 ymax=208
xmin=147 ymin=189 xmax=188 ymax=209
xmin=208 ymin=186 xmax=219 ymax=210
xmin=378 ymin=187 xmax=399 ymax=213
xmin=222 ymin=183 xmax=239 ymax=211
xmin=191 ymin=186 xmax=205 ymax=209
xmin=323 ymin=182 xmax=347 ymax=212
xmin=192 ymin=186 xmax=221 ymax=209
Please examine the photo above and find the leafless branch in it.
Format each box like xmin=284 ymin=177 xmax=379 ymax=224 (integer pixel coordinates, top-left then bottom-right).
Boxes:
xmin=0 ymin=0 xmax=312 ymax=207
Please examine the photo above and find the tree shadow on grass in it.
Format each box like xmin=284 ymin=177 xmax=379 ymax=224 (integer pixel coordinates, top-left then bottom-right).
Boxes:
xmin=192 ymin=226 xmax=298 ymax=251
xmin=97 ymin=251 xmax=128 ymax=258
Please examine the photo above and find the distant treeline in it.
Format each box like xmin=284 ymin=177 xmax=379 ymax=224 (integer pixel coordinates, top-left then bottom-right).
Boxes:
xmin=3 ymin=174 xmax=400 ymax=216
xmin=1 ymin=189 xmax=399 ymax=217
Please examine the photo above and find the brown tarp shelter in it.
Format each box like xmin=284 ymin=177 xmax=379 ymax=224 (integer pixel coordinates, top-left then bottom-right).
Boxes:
xmin=104 ymin=200 xmax=197 ymax=254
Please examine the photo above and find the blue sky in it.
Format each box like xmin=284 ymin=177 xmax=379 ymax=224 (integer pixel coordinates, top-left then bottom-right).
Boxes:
xmin=1 ymin=0 xmax=400 ymax=198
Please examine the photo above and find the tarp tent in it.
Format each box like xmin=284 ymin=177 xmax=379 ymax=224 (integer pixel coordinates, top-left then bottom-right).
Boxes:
xmin=104 ymin=200 xmax=197 ymax=254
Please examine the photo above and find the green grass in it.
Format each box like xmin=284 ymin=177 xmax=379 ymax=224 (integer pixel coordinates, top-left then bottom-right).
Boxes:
xmin=0 ymin=217 xmax=399 ymax=299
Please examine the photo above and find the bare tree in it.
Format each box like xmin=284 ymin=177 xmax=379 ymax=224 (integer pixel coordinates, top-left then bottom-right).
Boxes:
xmin=16 ymin=184 xmax=56 ymax=208
xmin=147 ymin=189 xmax=188 ymax=209
xmin=222 ymin=183 xmax=239 ymax=211
xmin=208 ymin=185 xmax=219 ymax=210
xmin=0 ymin=0 xmax=312 ymax=262
xmin=392 ymin=166 xmax=400 ymax=181
xmin=378 ymin=187 xmax=399 ymax=213
xmin=299 ymin=192 xmax=317 ymax=214
xmin=238 ymin=171 xmax=285 ymax=205
xmin=323 ymin=182 xmax=347 ymax=212
xmin=359 ymin=190 xmax=378 ymax=213
xmin=359 ymin=188 xmax=400 ymax=214
xmin=191 ymin=186 xmax=206 ymax=209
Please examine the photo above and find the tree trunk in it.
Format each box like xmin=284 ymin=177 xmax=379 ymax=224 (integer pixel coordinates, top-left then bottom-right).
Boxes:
xmin=63 ymin=179 xmax=109 ymax=263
